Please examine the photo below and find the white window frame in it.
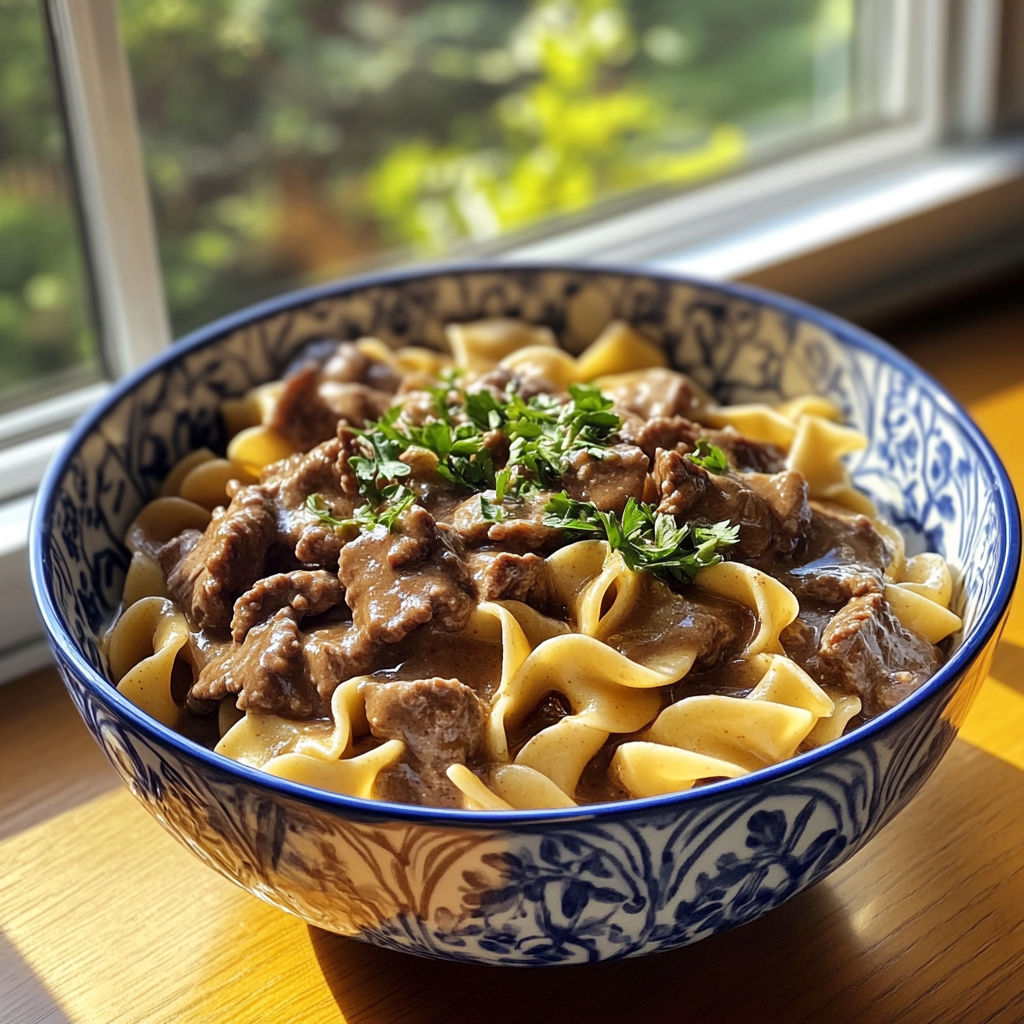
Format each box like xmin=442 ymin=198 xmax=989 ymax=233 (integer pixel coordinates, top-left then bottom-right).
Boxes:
xmin=1 ymin=0 xmax=1022 ymax=681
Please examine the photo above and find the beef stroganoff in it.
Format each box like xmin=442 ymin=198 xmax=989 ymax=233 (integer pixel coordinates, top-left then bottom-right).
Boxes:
xmin=105 ymin=319 xmax=962 ymax=810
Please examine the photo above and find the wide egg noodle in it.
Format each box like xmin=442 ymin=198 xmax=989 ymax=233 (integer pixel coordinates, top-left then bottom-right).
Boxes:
xmin=490 ymin=763 xmax=578 ymax=809
xmin=178 ymin=458 xmax=253 ymax=510
xmin=897 ymin=552 xmax=954 ymax=607
xmin=774 ymin=395 xmax=844 ymax=424
xmin=445 ymin=764 xmax=513 ymax=811
xmin=613 ymin=655 xmax=836 ymax=798
xmin=159 ymin=448 xmax=218 ymax=498
xmin=106 ymin=596 xmax=189 ymax=728
xmin=464 ymin=600 xmax=569 ymax=761
xmin=393 ymin=345 xmax=452 ymax=378
xmin=446 ymin=762 xmax=580 ymax=811
xmin=547 ymin=542 xmax=703 ymax=680
xmin=263 ymin=740 xmax=406 ymax=799
xmin=612 ymin=743 xmax=749 ymax=799
xmin=694 ymin=561 xmax=799 ymax=666
xmin=446 ymin=319 xmax=557 ymax=374
xmin=873 ymin=515 xmax=907 ymax=582
xmin=216 ymin=675 xmax=367 ymax=767
xmin=123 ymin=551 xmax=170 ymax=606
xmin=786 ymin=414 xmax=876 ymax=515
xmin=696 ymin=394 xmax=847 ymax=452
xmin=515 ymin=719 xmax=608 ymax=800
xmin=572 ymin=320 xmax=668 ymax=380
xmin=883 ymin=583 xmax=961 ymax=644
xmin=697 ymin=404 xmax=796 ymax=450
xmin=226 ymin=424 xmax=296 ymax=478
xmin=881 ymin=547 xmax=961 ymax=643
xmin=125 ymin=496 xmax=211 ymax=560
xmin=494 ymin=634 xmax=666 ymax=798
xmin=218 ymin=675 xmax=405 ymax=799
xmin=218 ymin=697 xmax=244 ymax=737
xmin=221 ymin=381 xmax=284 ymax=438
xmin=547 ymin=541 xmax=639 ymax=640
xmin=500 ymin=346 xmax=581 ymax=391
xmin=804 ymin=692 xmax=862 ymax=749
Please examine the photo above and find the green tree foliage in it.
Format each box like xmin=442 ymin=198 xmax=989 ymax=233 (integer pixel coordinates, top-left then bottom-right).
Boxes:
xmin=0 ymin=0 xmax=851 ymax=406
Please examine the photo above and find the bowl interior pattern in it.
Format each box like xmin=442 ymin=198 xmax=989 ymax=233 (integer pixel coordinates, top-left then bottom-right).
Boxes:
xmin=33 ymin=267 xmax=1019 ymax=965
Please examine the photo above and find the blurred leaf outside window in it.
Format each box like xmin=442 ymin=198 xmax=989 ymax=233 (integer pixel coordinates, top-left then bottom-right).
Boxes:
xmin=117 ymin=0 xmax=880 ymax=338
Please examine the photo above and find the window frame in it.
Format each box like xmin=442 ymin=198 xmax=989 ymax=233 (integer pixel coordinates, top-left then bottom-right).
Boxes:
xmin=1 ymin=0 xmax=1022 ymax=681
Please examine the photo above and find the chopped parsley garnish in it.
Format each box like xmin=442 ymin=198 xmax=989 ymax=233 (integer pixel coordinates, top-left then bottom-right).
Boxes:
xmin=338 ymin=380 xmax=624 ymax=518
xmin=308 ymin=379 xmax=735 ymax=582
xmin=686 ymin=438 xmax=729 ymax=473
xmin=543 ymin=494 xmax=740 ymax=584
xmin=306 ymin=487 xmax=415 ymax=534
xmin=479 ymin=493 xmax=507 ymax=523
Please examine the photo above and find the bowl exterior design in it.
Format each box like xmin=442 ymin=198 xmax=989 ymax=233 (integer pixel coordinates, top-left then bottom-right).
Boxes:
xmin=60 ymin=645 xmax=985 ymax=966
xmin=35 ymin=267 xmax=1017 ymax=966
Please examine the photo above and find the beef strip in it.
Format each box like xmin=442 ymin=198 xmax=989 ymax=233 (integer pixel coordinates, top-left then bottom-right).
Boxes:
xmin=652 ymin=448 xmax=810 ymax=559
xmin=603 ymin=368 xmax=703 ymax=421
xmin=470 ymin=365 xmax=558 ymax=402
xmin=320 ymin=340 xmax=401 ymax=392
xmin=302 ymin=623 xmax=378 ymax=703
xmin=777 ymin=501 xmax=891 ymax=604
xmin=442 ymin=490 xmax=564 ymax=552
xmin=464 ymin=549 xmax=550 ymax=604
xmin=158 ymin=486 xmax=276 ymax=632
xmin=260 ymin=432 xmax=360 ymax=566
xmin=192 ymin=608 xmax=324 ymax=717
xmin=627 ymin=415 xmax=786 ymax=472
xmin=231 ymin=569 xmax=345 ymax=643
xmin=816 ymin=592 xmax=941 ymax=716
xmin=337 ymin=505 xmax=474 ymax=645
xmin=561 ymin=443 xmax=649 ymax=514
xmin=363 ymin=677 xmax=487 ymax=806
xmin=271 ymin=341 xmax=399 ymax=449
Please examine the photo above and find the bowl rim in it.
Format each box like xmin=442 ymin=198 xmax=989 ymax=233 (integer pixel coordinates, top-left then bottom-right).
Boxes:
xmin=30 ymin=260 xmax=1022 ymax=827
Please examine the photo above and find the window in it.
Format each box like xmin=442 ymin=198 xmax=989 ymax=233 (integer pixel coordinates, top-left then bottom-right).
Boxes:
xmin=120 ymin=0 xmax=923 ymax=337
xmin=0 ymin=0 xmax=100 ymax=415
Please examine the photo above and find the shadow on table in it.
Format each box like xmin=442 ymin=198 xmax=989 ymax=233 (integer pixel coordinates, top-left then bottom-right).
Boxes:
xmin=0 ymin=931 xmax=74 ymax=1024
xmin=309 ymin=879 xmax=868 ymax=1024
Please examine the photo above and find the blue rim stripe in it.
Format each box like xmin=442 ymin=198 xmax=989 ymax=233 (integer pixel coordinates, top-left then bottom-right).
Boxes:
xmin=29 ymin=260 xmax=1023 ymax=828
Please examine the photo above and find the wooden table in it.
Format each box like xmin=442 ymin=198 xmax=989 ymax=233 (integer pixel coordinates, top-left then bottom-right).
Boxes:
xmin=2 ymin=293 xmax=1023 ymax=1024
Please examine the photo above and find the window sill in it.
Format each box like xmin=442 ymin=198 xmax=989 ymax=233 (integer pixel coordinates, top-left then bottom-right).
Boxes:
xmin=504 ymin=138 xmax=1024 ymax=319
xmin=4 ymin=138 xmax=1024 ymax=683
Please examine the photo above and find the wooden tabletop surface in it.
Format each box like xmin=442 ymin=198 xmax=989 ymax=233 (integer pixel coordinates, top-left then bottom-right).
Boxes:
xmin=2 ymin=289 xmax=1023 ymax=1024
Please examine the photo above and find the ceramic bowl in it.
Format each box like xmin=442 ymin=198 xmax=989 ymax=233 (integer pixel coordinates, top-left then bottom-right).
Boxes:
xmin=30 ymin=264 xmax=1020 ymax=966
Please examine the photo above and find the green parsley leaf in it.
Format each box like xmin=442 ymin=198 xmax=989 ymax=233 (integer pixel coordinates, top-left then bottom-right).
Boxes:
xmin=494 ymin=466 xmax=512 ymax=503
xmin=541 ymin=491 xmax=605 ymax=533
xmin=479 ymin=493 xmax=506 ymax=523
xmin=305 ymin=485 xmax=415 ymax=535
xmin=686 ymin=438 xmax=729 ymax=473
xmin=542 ymin=494 xmax=740 ymax=583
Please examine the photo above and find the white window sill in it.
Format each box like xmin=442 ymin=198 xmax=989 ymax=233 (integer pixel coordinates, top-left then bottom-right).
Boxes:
xmin=4 ymin=138 xmax=1024 ymax=683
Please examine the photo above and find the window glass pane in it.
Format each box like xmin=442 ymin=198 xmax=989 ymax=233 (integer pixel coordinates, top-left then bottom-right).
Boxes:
xmin=119 ymin=0 xmax=895 ymax=336
xmin=0 ymin=0 xmax=101 ymax=415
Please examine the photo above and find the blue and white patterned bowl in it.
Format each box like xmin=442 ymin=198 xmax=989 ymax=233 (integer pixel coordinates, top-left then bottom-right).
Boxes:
xmin=30 ymin=264 xmax=1020 ymax=966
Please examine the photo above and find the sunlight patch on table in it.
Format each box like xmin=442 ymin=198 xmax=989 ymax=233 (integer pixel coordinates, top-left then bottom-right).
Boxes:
xmin=956 ymin=675 xmax=1024 ymax=771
